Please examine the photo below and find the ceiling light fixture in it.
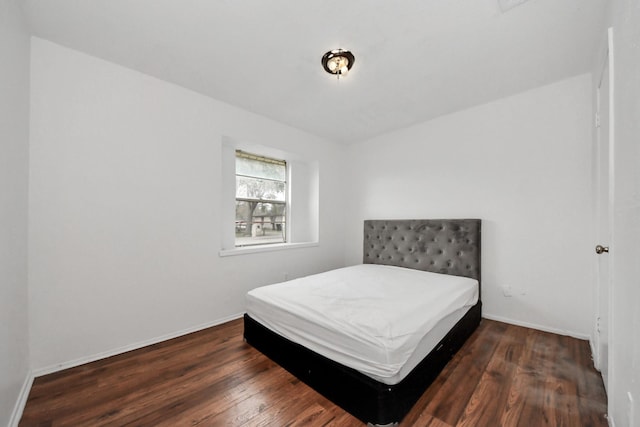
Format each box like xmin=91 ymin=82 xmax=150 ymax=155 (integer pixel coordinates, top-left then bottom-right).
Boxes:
xmin=321 ymin=49 xmax=355 ymax=79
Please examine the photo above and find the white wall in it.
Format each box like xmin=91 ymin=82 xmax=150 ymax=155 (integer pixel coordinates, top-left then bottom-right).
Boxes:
xmin=345 ymin=74 xmax=594 ymax=338
xmin=0 ymin=0 xmax=31 ymax=424
xmin=605 ymin=1 xmax=640 ymax=425
xmin=28 ymin=38 xmax=347 ymax=372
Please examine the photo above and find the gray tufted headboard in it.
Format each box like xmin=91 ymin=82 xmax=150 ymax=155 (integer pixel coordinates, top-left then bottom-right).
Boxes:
xmin=363 ymin=219 xmax=481 ymax=295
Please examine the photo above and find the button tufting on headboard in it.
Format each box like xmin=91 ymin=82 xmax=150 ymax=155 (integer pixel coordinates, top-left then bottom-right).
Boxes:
xmin=363 ymin=219 xmax=481 ymax=282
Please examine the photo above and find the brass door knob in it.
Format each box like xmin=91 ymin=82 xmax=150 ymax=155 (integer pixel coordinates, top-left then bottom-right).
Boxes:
xmin=595 ymin=245 xmax=609 ymax=254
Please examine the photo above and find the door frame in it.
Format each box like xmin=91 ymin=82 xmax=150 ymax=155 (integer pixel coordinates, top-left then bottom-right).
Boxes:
xmin=593 ymin=27 xmax=615 ymax=396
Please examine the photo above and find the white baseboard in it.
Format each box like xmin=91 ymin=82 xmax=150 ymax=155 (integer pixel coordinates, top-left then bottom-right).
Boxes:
xmin=482 ymin=313 xmax=591 ymax=341
xmin=9 ymin=370 xmax=34 ymax=427
xmin=33 ymin=312 xmax=244 ymax=377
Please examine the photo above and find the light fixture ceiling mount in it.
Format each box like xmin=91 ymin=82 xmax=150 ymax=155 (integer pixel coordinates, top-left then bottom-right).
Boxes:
xmin=321 ymin=49 xmax=355 ymax=79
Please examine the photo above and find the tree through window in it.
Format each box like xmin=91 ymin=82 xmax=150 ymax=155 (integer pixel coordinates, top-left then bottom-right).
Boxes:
xmin=235 ymin=151 xmax=287 ymax=246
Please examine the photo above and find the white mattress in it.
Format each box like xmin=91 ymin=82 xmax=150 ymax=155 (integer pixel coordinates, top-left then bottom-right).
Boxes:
xmin=246 ymin=264 xmax=479 ymax=385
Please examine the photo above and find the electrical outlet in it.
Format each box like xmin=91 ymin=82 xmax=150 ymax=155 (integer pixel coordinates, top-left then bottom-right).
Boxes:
xmin=502 ymin=285 xmax=513 ymax=297
xmin=283 ymin=272 xmax=289 ymax=281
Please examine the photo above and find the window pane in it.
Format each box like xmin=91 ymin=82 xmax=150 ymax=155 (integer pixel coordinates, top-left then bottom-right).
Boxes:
xmin=236 ymin=176 xmax=285 ymax=202
xmin=236 ymin=156 xmax=286 ymax=181
xmin=235 ymin=151 xmax=287 ymax=247
xmin=235 ymin=201 xmax=286 ymax=246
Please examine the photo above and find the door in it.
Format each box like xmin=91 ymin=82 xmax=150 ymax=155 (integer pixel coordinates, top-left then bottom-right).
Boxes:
xmin=594 ymin=28 xmax=614 ymax=394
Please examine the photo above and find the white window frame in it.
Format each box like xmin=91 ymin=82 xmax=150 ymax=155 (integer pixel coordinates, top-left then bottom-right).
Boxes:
xmin=219 ymin=137 xmax=319 ymax=257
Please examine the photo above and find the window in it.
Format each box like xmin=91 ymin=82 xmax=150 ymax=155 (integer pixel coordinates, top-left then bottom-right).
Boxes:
xmin=219 ymin=139 xmax=319 ymax=256
xmin=235 ymin=150 xmax=287 ymax=247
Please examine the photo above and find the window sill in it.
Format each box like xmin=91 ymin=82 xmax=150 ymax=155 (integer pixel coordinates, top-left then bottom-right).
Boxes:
xmin=219 ymin=241 xmax=319 ymax=257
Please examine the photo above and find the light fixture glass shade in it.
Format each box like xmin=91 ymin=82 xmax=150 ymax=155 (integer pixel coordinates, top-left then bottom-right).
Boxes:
xmin=322 ymin=49 xmax=355 ymax=78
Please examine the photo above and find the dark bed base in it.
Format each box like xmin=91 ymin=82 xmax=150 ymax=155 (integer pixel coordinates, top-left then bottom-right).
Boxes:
xmin=243 ymin=301 xmax=482 ymax=426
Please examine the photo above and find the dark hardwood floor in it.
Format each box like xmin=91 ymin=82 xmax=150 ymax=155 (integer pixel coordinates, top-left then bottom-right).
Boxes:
xmin=19 ymin=319 xmax=608 ymax=426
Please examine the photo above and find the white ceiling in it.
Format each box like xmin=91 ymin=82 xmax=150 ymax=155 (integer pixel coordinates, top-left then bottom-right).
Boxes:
xmin=20 ymin=0 xmax=607 ymax=144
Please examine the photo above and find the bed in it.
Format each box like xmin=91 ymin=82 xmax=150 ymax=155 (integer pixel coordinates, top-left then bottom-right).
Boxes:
xmin=243 ymin=219 xmax=481 ymax=426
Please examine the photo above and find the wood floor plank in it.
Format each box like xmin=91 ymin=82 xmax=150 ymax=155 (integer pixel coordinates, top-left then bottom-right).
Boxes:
xmin=321 ymin=411 xmax=362 ymax=427
xmin=411 ymin=321 xmax=508 ymax=425
xmin=157 ymin=362 xmax=299 ymax=426
xmin=23 ymin=322 xmax=247 ymax=423
xmin=19 ymin=318 xmax=607 ymax=427
xmin=569 ymin=336 xmax=608 ymax=427
xmin=120 ymin=356 xmax=279 ymax=426
xmin=456 ymin=323 xmax=528 ymax=426
xmin=498 ymin=328 xmax=541 ymax=426
xmin=545 ymin=334 xmax=582 ymax=427
xmin=47 ymin=341 xmax=261 ymax=425
xmin=408 ymin=413 xmax=454 ymax=427
xmin=498 ymin=328 xmax=584 ymax=427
